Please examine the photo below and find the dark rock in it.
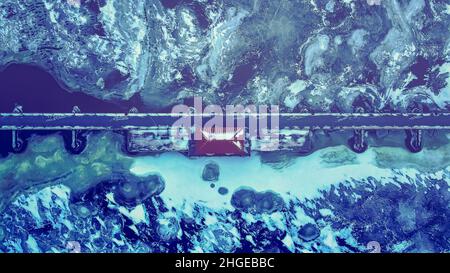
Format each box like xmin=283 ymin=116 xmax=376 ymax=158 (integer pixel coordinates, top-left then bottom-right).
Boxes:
xmin=218 ymin=187 xmax=229 ymax=195
xmin=255 ymin=192 xmax=284 ymax=214
xmin=231 ymin=188 xmax=257 ymax=213
xmin=114 ymin=173 xmax=165 ymax=207
xmin=298 ymin=223 xmax=320 ymax=242
xmin=231 ymin=187 xmax=284 ymax=214
xmin=202 ymin=162 xmax=220 ymax=182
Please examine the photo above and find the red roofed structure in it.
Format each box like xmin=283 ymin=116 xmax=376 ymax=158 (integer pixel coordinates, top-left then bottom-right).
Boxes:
xmin=188 ymin=127 xmax=250 ymax=156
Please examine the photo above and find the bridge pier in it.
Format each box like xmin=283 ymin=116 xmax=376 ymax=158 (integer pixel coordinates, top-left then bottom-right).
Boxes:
xmin=11 ymin=105 xmax=27 ymax=153
xmin=298 ymin=130 xmax=314 ymax=155
xmin=404 ymin=103 xmax=425 ymax=153
xmin=11 ymin=129 xmax=27 ymax=154
xmin=405 ymin=129 xmax=423 ymax=153
xmin=63 ymin=130 xmax=87 ymax=155
xmin=348 ymin=105 xmax=369 ymax=153
xmin=348 ymin=129 xmax=368 ymax=154
xmin=63 ymin=106 xmax=87 ymax=155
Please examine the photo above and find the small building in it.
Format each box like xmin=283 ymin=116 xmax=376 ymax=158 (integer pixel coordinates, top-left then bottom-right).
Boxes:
xmin=188 ymin=127 xmax=250 ymax=157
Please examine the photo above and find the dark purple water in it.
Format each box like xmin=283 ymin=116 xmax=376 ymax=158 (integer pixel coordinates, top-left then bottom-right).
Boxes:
xmin=0 ymin=64 xmax=142 ymax=113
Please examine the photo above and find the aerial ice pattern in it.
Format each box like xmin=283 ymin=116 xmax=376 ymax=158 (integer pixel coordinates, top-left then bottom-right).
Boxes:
xmin=0 ymin=0 xmax=449 ymax=253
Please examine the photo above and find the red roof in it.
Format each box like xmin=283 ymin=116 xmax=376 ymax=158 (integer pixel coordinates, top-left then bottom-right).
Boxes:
xmin=189 ymin=128 xmax=249 ymax=156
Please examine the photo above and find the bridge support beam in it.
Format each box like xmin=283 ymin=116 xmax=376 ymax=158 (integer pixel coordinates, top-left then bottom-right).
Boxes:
xmin=404 ymin=103 xmax=425 ymax=153
xmin=11 ymin=105 xmax=27 ymax=153
xmin=348 ymin=129 xmax=368 ymax=154
xmin=298 ymin=130 xmax=314 ymax=155
xmin=405 ymin=129 xmax=423 ymax=153
xmin=11 ymin=129 xmax=26 ymax=154
xmin=63 ymin=106 xmax=87 ymax=155
xmin=348 ymin=106 xmax=369 ymax=154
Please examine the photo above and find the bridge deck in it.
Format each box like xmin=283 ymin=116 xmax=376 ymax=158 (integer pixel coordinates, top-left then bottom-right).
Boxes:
xmin=0 ymin=113 xmax=449 ymax=130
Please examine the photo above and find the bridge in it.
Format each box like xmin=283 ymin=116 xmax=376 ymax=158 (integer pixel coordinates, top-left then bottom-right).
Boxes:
xmin=0 ymin=112 xmax=449 ymax=130
xmin=0 ymin=110 xmax=449 ymax=155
